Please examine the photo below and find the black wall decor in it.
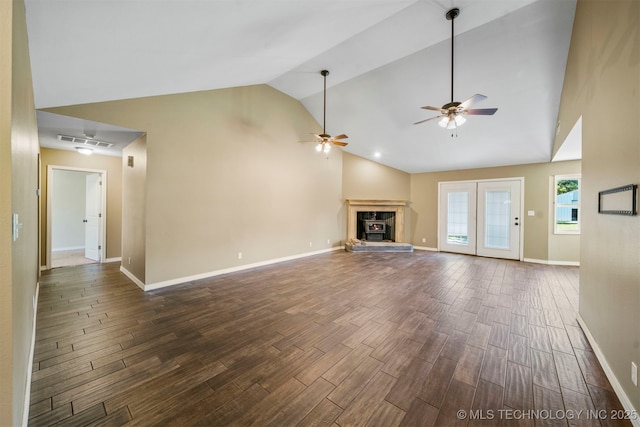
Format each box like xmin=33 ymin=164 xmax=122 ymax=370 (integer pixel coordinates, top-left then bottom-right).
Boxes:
xmin=598 ymin=184 xmax=638 ymax=216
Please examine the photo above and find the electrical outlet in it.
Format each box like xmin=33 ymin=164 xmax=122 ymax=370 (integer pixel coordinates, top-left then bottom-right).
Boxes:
xmin=238 ymin=252 xmax=243 ymax=260
xmin=128 ymin=257 xmax=131 ymax=265
xmin=327 ymin=239 xmax=330 ymax=245
xmin=422 ymin=238 xmax=426 ymax=243
xmin=309 ymin=241 xmax=313 ymax=247
xmin=632 ymin=362 xmax=637 ymax=387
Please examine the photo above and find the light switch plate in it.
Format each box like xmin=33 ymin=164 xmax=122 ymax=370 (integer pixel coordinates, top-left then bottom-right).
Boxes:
xmin=12 ymin=213 xmax=19 ymax=241
xmin=527 ymin=210 xmax=535 ymax=216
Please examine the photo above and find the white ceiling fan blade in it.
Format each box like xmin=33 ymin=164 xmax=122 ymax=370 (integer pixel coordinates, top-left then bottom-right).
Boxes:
xmin=413 ymin=115 xmax=442 ymax=125
xmin=465 ymin=108 xmax=498 ymax=115
xmin=420 ymin=106 xmax=444 ymax=112
xmin=459 ymin=94 xmax=487 ymax=109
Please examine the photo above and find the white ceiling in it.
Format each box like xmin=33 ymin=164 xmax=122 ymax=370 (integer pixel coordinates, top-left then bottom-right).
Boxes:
xmin=26 ymin=0 xmax=578 ymax=172
xmin=36 ymin=111 xmax=144 ymax=157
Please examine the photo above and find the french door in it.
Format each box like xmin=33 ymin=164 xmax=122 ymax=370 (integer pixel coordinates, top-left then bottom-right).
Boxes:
xmin=439 ymin=179 xmax=522 ymax=260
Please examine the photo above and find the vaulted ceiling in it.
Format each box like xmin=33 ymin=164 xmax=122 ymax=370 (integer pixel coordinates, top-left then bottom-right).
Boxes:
xmin=27 ymin=0 xmax=578 ymax=173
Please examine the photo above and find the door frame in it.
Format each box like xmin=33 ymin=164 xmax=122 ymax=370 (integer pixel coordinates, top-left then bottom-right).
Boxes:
xmin=46 ymin=165 xmax=107 ymax=270
xmin=438 ymin=177 xmax=524 ymax=261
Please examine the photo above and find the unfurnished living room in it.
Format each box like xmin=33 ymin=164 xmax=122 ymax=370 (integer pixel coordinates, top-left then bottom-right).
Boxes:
xmin=2 ymin=0 xmax=639 ymax=426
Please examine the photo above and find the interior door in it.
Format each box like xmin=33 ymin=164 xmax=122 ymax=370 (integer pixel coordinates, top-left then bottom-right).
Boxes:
xmin=439 ymin=181 xmax=477 ymax=255
xmin=477 ymin=180 xmax=521 ymax=260
xmin=85 ymin=173 xmax=101 ymax=261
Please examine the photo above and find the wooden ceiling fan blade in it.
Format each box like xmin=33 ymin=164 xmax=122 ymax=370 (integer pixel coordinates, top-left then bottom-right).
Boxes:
xmin=413 ymin=116 xmax=441 ymax=125
xmin=465 ymin=108 xmax=497 ymax=115
xmin=420 ymin=106 xmax=443 ymax=112
xmin=332 ymin=134 xmax=348 ymax=140
xmin=459 ymin=94 xmax=487 ymax=109
xmin=332 ymin=141 xmax=348 ymax=146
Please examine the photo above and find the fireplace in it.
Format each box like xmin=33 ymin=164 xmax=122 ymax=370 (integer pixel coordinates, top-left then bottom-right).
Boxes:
xmin=346 ymin=200 xmax=408 ymax=243
xmin=363 ymin=220 xmax=386 ymax=241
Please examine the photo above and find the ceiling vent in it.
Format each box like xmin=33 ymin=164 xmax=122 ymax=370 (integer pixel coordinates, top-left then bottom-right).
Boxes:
xmin=57 ymin=134 xmax=114 ymax=148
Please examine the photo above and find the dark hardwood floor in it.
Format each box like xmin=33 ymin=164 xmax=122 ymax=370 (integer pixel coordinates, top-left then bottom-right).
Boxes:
xmin=29 ymin=251 xmax=632 ymax=426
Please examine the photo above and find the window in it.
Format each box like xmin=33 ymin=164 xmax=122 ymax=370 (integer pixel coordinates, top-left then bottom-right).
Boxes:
xmin=554 ymin=175 xmax=580 ymax=234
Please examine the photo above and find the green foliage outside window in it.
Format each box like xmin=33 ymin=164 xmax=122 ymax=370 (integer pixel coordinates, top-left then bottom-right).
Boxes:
xmin=555 ymin=176 xmax=580 ymax=234
xmin=557 ymin=179 xmax=579 ymax=195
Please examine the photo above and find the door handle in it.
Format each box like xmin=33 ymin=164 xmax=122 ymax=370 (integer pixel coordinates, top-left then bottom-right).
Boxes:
xmin=83 ymin=219 xmax=88 ymax=223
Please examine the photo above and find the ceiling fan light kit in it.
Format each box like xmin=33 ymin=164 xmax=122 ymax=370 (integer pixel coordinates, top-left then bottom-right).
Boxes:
xmin=414 ymin=7 xmax=497 ymax=134
xmin=315 ymin=142 xmax=331 ymax=153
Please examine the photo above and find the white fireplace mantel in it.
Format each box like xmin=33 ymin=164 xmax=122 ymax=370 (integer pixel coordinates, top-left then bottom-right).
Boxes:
xmin=346 ymin=199 xmax=408 ymax=243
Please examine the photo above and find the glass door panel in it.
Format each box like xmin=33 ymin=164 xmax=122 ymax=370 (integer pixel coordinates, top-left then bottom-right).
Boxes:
xmin=439 ymin=182 xmax=477 ymax=255
xmin=484 ymin=190 xmax=510 ymax=249
xmin=447 ymin=192 xmax=469 ymax=245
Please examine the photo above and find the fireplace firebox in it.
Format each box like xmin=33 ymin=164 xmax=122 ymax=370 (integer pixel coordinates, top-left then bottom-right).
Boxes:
xmin=363 ymin=220 xmax=386 ymax=241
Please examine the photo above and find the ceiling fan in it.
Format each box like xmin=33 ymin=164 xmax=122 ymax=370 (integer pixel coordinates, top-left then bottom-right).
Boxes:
xmin=414 ymin=8 xmax=497 ymax=131
xmin=303 ymin=69 xmax=348 ymax=154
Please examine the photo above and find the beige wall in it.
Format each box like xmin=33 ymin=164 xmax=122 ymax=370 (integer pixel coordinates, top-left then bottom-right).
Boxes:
xmin=410 ymin=160 xmax=581 ymax=262
xmin=557 ymin=0 xmax=639 ymax=410
xmin=40 ymin=148 xmax=123 ymax=264
xmin=1 ymin=0 xmax=41 ymax=424
xmin=48 ymin=85 xmax=344 ymax=286
xmin=0 ymin=1 xmax=13 ymax=422
xmin=342 ymin=152 xmax=411 ymax=200
xmin=121 ymin=135 xmax=147 ymax=283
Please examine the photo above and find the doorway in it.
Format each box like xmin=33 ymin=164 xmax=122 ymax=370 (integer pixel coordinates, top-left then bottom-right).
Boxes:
xmin=438 ymin=178 xmax=523 ymax=260
xmin=46 ymin=166 xmax=107 ymax=269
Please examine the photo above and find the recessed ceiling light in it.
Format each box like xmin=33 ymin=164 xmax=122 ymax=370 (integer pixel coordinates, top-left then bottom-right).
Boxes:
xmin=373 ymin=151 xmax=381 ymax=158
xmin=76 ymin=147 xmax=93 ymax=155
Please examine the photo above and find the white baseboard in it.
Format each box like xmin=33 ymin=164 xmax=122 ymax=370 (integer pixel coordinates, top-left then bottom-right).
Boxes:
xmin=22 ymin=281 xmax=39 ymax=427
xmin=40 ymin=257 xmax=122 ymax=271
xmin=52 ymin=246 xmax=84 ymax=252
xmin=524 ymin=258 xmax=580 ymax=266
xmin=140 ymin=247 xmax=343 ymax=291
xmin=413 ymin=246 xmax=438 ymax=252
xmin=120 ymin=266 xmax=146 ymax=291
xmin=577 ymin=315 xmax=639 ymax=427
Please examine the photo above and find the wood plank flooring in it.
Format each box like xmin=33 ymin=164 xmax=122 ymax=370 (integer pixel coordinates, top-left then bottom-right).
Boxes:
xmin=29 ymin=251 xmax=633 ymax=426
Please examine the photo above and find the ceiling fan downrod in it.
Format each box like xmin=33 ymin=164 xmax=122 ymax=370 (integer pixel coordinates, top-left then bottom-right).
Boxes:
xmin=446 ymin=8 xmax=459 ymax=104
xmin=321 ymin=69 xmax=329 ymax=135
